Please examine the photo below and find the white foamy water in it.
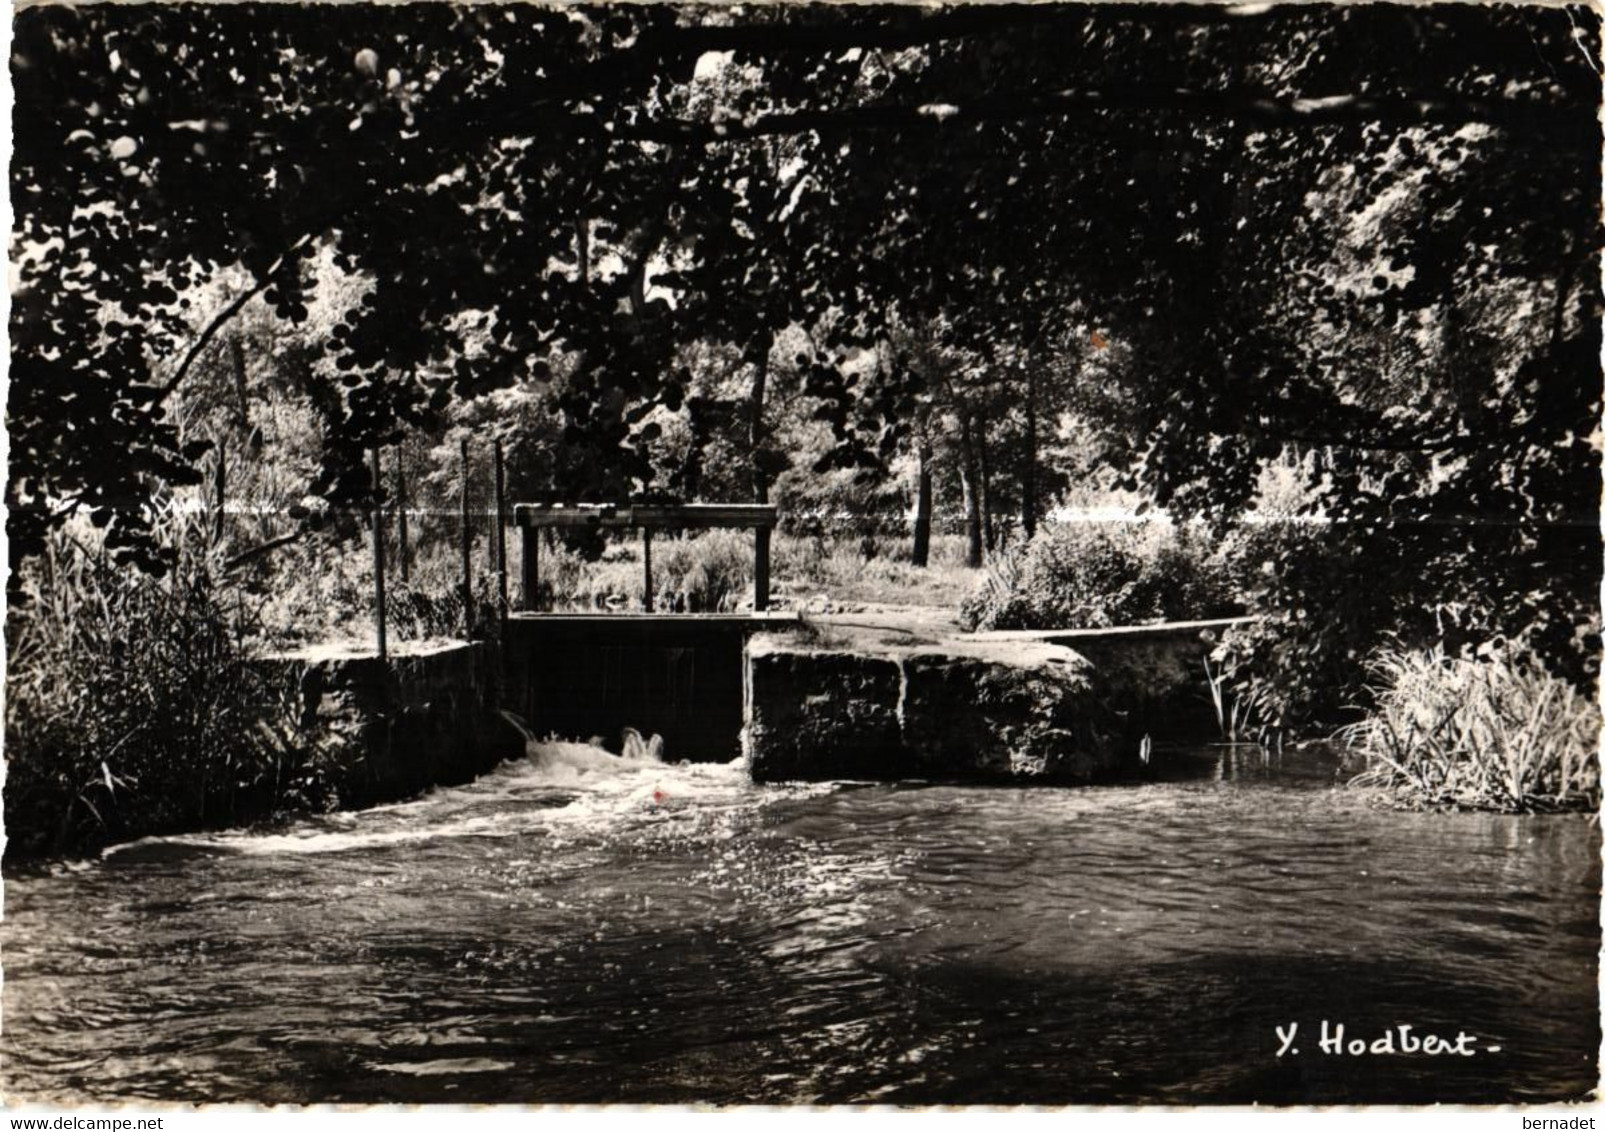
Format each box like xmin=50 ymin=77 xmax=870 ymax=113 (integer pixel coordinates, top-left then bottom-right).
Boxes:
xmin=100 ymin=737 xmax=837 ymax=861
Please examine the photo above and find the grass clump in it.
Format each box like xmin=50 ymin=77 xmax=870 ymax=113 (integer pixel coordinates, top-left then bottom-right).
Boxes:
xmin=772 ymin=531 xmax=977 ymax=609
xmin=1341 ymin=645 xmax=1600 ymax=812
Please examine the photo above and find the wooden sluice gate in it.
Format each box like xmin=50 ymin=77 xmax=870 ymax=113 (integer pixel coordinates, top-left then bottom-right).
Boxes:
xmin=505 ymin=502 xmax=796 ymax=761
xmin=503 ymin=612 xmax=800 ymax=763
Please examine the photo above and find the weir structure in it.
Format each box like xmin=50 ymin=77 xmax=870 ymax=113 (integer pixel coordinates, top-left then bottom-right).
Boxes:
xmin=505 ymin=501 xmax=798 ymax=761
xmin=273 ymin=488 xmax=1262 ymax=793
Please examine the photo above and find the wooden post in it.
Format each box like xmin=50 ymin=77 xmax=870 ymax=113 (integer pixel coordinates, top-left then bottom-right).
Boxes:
xmin=494 ymin=439 xmax=509 ymax=621
xmin=460 ymin=437 xmax=473 ymax=639
xmin=371 ymin=447 xmax=387 ymax=661
xmin=520 ymin=527 xmax=538 ymax=612
xmin=754 ymin=526 xmax=770 ymax=612
xmin=395 ymin=447 xmax=410 ymax=584
xmin=213 ymin=444 xmax=226 ymax=546
xmin=642 ymin=528 xmax=654 ymax=612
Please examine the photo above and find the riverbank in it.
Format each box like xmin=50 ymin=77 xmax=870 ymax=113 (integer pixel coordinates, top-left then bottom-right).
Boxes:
xmin=11 ymin=598 xmax=1594 ymax=864
xmin=2 ymin=638 xmax=525 ymax=862
xmin=6 ymin=529 xmax=1594 ymax=863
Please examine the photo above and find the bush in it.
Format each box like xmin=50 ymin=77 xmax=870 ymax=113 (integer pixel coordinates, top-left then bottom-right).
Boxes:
xmin=531 ymin=529 xmax=979 ymax=613
xmin=775 ymin=466 xmax=911 ymax=541
xmin=1209 ymin=454 xmax=1601 ymax=733
xmin=1210 ymin=517 xmax=1370 ymax=728
xmin=1213 ymin=511 xmax=1602 ymax=732
xmin=382 ymin=530 xmax=505 ymax=640
xmin=1340 ymin=645 xmax=1600 ymax=812
xmin=4 ymin=516 xmax=345 ymax=856
xmin=652 ymin=529 xmax=754 ymax=611
xmin=253 ymin=530 xmax=376 ymax=646
xmin=959 ymin=520 xmax=1238 ymax=631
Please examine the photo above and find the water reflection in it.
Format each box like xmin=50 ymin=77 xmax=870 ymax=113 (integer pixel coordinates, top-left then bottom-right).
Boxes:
xmin=3 ymin=741 xmax=1598 ymax=1104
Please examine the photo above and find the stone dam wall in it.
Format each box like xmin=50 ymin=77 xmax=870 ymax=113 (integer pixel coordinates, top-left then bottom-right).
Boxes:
xmin=969 ymin=618 xmax=1253 ymax=741
xmin=744 ymin=618 xmax=1254 ymax=783
xmin=745 ymin=635 xmax=1115 ymax=784
xmin=253 ymin=615 xmax=1255 ymax=802
xmin=259 ymin=640 xmax=524 ymax=807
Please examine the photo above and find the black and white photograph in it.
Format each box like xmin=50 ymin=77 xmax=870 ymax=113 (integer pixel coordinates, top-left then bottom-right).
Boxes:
xmin=3 ymin=0 xmax=1601 ymax=1112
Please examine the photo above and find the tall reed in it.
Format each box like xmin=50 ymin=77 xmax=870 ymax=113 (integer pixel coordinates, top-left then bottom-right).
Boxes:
xmin=1204 ymin=656 xmax=1275 ymax=745
xmin=1340 ymin=645 xmax=1599 ymax=812
xmin=5 ymin=508 xmax=335 ymax=855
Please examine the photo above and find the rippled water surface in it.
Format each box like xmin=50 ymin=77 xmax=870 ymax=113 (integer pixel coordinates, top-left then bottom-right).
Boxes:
xmin=3 ymin=742 xmax=1598 ymax=1105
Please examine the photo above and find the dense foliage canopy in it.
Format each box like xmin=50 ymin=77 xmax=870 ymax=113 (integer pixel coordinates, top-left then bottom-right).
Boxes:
xmin=11 ymin=2 xmax=1601 ymax=706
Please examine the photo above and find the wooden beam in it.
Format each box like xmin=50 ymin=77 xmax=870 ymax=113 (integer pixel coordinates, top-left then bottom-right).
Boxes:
xmin=632 ymin=504 xmax=778 ymax=530
xmin=513 ymin=503 xmax=778 ymax=530
xmin=520 ymin=525 xmax=538 ymax=612
xmin=754 ymin=526 xmax=770 ymax=613
xmin=642 ymin=528 xmax=654 ymax=613
xmin=513 ymin=503 xmax=622 ymax=528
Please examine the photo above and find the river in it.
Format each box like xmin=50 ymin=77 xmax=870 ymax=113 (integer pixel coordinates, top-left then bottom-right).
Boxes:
xmin=3 ymin=741 xmax=1598 ymax=1105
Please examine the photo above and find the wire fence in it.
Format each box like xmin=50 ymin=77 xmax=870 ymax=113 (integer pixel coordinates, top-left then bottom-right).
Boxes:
xmin=202 ymin=430 xmax=945 ymax=658
xmin=199 ymin=432 xmax=522 ymax=656
xmin=361 ymin=437 xmax=516 ymax=659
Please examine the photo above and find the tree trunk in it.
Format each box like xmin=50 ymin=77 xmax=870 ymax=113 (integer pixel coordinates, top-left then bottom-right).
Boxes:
xmin=371 ymin=447 xmax=388 ymax=661
xmin=977 ymin=407 xmax=995 ymax=553
xmin=459 ymin=438 xmax=473 ymax=639
xmin=911 ymin=438 xmax=933 ymax=568
xmin=959 ymin=414 xmax=984 ymax=568
xmin=1022 ymin=367 xmax=1038 ymax=541
xmin=212 ymin=443 xmax=226 ymax=546
xmin=1551 ymin=256 xmax=1576 ymax=352
xmin=684 ymin=406 xmax=705 ymax=500
xmin=229 ymin=337 xmax=252 ymax=433
xmin=749 ymin=332 xmax=772 ymax=505
xmin=395 ymin=446 xmax=410 ymax=584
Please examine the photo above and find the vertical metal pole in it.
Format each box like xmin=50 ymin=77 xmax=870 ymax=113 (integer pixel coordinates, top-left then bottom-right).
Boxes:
xmin=460 ymin=438 xmax=473 ymax=639
xmin=754 ymin=525 xmax=770 ymax=612
xmin=494 ymin=439 xmax=509 ymax=622
xmin=395 ymin=446 xmax=410 ymax=584
xmin=642 ymin=528 xmax=654 ymax=613
xmin=213 ymin=444 xmax=226 ymax=545
xmin=371 ymin=447 xmax=388 ymax=661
